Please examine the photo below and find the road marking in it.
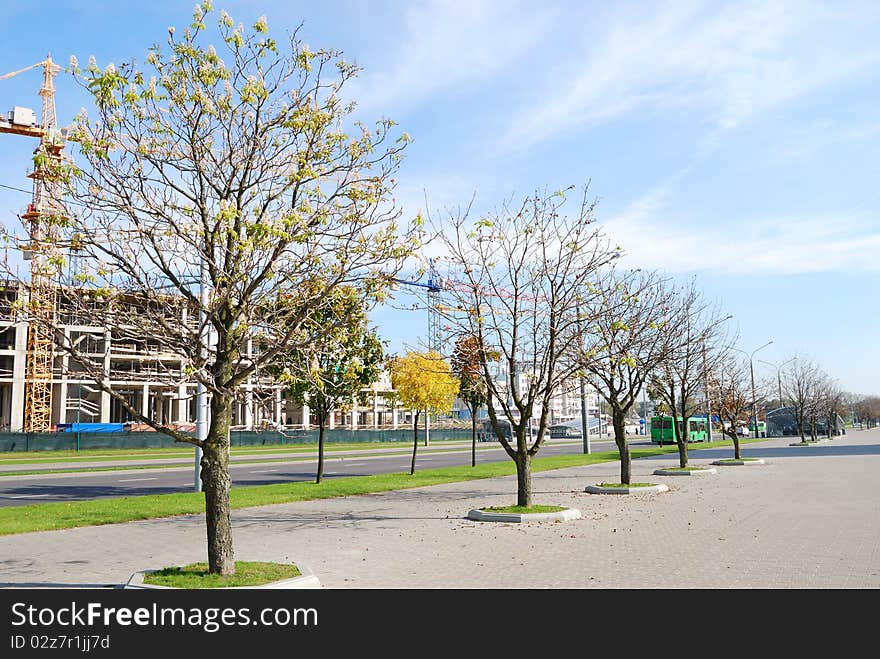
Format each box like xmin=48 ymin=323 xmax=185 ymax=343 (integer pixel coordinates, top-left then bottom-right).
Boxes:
xmin=252 ymin=469 xmax=278 ymax=473
xmin=8 ymin=494 xmax=49 ymax=499
xmin=117 ymin=477 xmax=158 ymax=482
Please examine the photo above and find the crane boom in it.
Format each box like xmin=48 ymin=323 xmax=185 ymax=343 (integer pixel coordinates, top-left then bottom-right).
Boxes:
xmin=0 ymin=61 xmax=43 ymax=81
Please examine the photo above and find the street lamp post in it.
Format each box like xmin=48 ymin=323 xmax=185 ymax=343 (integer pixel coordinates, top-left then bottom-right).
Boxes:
xmin=757 ymin=356 xmax=795 ymax=410
xmin=194 ymin=260 xmax=209 ymax=492
xmin=733 ymin=341 xmax=773 ymax=439
xmin=575 ymin=302 xmax=591 ymax=454
xmin=579 ymin=375 xmax=591 ymax=454
xmin=702 ymin=340 xmax=712 ymax=443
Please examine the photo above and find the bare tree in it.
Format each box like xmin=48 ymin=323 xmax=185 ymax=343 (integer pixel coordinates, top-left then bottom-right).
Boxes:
xmin=649 ymin=279 xmax=730 ymax=468
xmin=710 ymin=352 xmax=752 ymax=459
xmin=854 ymin=395 xmax=880 ymax=429
xmin=822 ymin=383 xmax=848 ymax=438
xmin=436 ymin=186 xmax=618 ymax=506
xmin=854 ymin=395 xmax=880 ymax=428
xmin=580 ymin=268 xmax=675 ymax=483
xmin=4 ymin=7 xmax=420 ymax=575
xmin=781 ymin=355 xmax=822 ymax=443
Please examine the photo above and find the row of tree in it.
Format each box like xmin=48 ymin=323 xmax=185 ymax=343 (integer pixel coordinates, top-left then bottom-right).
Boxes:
xmin=853 ymin=396 xmax=880 ymax=428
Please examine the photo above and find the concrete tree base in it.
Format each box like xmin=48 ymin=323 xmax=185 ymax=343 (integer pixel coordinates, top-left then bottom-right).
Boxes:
xmin=467 ymin=507 xmax=582 ymax=523
xmin=124 ymin=564 xmax=321 ymax=589
xmin=711 ymin=458 xmax=766 ymax=466
xmin=584 ymin=483 xmax=668 ymax=495
xmin=653 ymin=467 xmax=717 ymax=476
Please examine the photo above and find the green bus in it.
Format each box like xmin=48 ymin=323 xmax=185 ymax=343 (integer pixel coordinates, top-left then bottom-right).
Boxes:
xmin=650 ymin=415 xmax=709 ymax=444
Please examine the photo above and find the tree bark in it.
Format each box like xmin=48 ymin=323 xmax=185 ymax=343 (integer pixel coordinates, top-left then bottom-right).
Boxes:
xmin=410 ymin=411 xmax=420 ymax=475
xmin=733 ymin=432 xmax=741 ymax=460
xmin=515 ymin=452 xmax=532 ymax=507
xmin=676 ymin=418 xmax=689 ymax=467
xmin=316 ymin=421 xmax=325 ymax=484
xmin=612 ymin=408 xmax=631 ymax=484
xmin=201 ymin=394 xmax=234 ymax=576
xmin=470 ymin=404 xmax=477 ymax=468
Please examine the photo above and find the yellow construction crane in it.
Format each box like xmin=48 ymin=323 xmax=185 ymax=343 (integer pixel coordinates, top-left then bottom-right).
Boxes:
xmin=1 ymin=56 xmax=68 ymax=432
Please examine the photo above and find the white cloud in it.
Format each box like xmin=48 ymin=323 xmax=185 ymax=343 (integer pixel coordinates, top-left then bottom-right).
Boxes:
xmin=601 ymin=188 xmax=880 ymax=275
xmin=774 ymin=121 xmax=880 ymax=161
xmin=500 ymin=0 xmax=880 ymax=151
xmin=348 ymin=0 xmax=551 ymax=116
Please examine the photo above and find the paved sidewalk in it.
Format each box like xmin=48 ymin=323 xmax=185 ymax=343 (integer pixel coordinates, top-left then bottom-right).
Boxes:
xmin=1 ymin=428 xmax=878 ymax=589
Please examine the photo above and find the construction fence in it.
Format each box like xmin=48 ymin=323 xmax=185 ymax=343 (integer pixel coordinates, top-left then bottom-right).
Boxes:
xmin=0 ymin=427 xmax=476 ymax=452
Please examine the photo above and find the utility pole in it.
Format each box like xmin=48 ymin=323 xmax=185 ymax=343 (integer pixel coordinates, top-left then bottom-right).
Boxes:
xmin=194 ymin=260 xmax=209 ymax=492
xmin=734 ymin=341 xmax=773 ymax=440
xmin=576 ymin=302 xmax=591 ymax=453
xmin=579 ymin=375 xmax=591 ymax=454
xmin=702 ymin=340 xmax=712 ymax=442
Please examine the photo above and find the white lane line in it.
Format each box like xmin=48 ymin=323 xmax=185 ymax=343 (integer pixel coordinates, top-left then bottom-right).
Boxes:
xmin=8 ymin=494 xmax=49 ymax=499
xmin=117 ymin=477 xmax=158 ymax=482
xmin=252 ymin=469 xmax=278 ymax=473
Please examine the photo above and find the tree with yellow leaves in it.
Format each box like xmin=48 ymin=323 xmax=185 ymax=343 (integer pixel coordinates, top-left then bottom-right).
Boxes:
xmin=389 ymin=350 xmax=460 ymax=474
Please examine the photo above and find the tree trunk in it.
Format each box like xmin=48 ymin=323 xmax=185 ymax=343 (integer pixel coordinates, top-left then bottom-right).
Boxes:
xmin=515 ymin=451 xmax=532 ymax=507
xmin=316 ymin=421 xmax=325 ymax=484
xmin=612 ymin=408 xmax=631 ymax=484
xmin=470 ymin=406 xmax=477 ymax=468
xmin=410 ymin=411 xmax=420 ymax=475
xmin=676 ymin=418 xmax=689 ymax=467
xmin=201 ymin=395 xmax=234 ymax=576
xmin=733 ymin=432 xmax=741 ymax=460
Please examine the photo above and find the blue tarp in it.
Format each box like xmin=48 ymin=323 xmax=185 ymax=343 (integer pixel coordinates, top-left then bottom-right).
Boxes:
xmin=57 ymin=423 xmax=125 ymax=433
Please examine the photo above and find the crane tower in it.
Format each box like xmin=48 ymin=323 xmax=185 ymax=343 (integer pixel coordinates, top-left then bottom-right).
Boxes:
xmin=1 ymin=56 xmax=68 ymax=431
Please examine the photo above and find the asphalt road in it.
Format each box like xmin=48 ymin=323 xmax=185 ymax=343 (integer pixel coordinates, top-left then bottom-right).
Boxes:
xmin=0 ymin=436 xmax=635 ymax=507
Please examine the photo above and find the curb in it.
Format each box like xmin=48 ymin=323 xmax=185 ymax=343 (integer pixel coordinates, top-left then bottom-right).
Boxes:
xmin=584 ymin=483 xmax=669 ymax=495
xmin=467 ymin=507 xmax=582 ymax=523
xmin=123 ymin=564 xmax=321 ymax=589
xmin=653 ymin=467 xmax=717 ymax=476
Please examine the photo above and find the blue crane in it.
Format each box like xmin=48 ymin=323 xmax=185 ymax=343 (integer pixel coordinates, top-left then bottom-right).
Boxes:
xmin=384 ymin=258 xmax=445 ymax=351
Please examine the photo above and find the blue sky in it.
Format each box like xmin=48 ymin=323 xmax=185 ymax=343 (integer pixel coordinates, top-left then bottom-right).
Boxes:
xmin=0 ymin=1 xmax=877 ymax=395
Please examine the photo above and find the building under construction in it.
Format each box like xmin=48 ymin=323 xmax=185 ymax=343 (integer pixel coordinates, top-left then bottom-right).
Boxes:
xmin=0 ymin=281 xmax=410 ymax=433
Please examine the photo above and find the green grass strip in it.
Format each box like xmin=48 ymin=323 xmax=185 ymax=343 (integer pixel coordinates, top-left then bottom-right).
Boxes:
xmin=0 ymin=441 xmax=748 ymax=536
xmin=142 ymin=561 xmax=300 ymax=588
